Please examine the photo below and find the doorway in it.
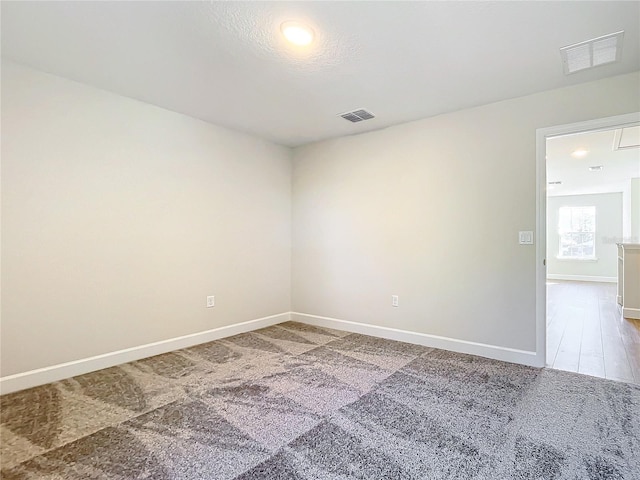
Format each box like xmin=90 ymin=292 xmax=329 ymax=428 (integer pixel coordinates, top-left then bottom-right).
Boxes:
xmin=536 ymin=113 xmax=640 ymax=383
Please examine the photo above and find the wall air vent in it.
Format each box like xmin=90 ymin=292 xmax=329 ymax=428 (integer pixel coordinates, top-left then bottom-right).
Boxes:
xmin=339 ymin=108 xmax=375 ymax=123
xmin=560 ymin=31 xmax=624 ymax=75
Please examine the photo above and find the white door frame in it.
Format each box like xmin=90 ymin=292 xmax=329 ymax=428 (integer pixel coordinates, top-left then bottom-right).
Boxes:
xmin=535 ymin=112 xmax=640 ymax=367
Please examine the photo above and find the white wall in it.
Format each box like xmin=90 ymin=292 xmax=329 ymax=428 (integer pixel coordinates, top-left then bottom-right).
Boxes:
xmin=292 ymin=72 xmax=640 ymax=353
xmin=546 ymin=193 xmax=622 ymax=280
xmin=1 ymin=62 xmax=292 ymax=377
xmin=632 ymin=178 xmax=640 ymax=243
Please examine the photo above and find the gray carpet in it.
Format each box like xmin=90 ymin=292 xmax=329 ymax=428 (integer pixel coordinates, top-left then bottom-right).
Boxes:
xmin=1 ymin=321 xmax=639 ymax=479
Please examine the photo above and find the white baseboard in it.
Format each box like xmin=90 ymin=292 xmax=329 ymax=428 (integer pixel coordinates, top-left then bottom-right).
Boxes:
xmin=0 ymin=310 xmax=544 ymax=395
xmin=0 ymin=312 xmax=290 ymax=395
xmin=546 ymin=274 xmax=617 ymax=283
xmin=622 ymin=307 xmax=640 ymax=320
xmin=291 ymin=312 xmax=542 ymax=368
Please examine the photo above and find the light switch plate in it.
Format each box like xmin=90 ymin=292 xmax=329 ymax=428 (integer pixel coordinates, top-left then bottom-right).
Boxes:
xmin=519 ymin=231 xmax=534 ymax=245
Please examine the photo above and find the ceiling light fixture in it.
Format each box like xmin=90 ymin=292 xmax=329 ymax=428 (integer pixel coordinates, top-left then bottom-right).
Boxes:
xmin=281 ymin=21 xmax=314 ymax=46
xmin=571 ymin=148 xmax=589 ymax=158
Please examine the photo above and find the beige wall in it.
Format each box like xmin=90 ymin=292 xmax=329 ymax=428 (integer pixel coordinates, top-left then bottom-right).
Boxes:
xmin=292 ymin=72 xmax=640 ymax=352
xmin=547 ymin=193 xmax=622 ymax=279
xmin=1 ymin=62 xmax=292 ymax=376
xmin=3 ymin=60 xmax=639 ymax=378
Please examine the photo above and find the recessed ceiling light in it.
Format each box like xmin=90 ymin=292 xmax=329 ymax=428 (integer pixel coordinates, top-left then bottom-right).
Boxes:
xmin=281 ymin=21 xmax=314 ymax=46
xmin=571 ymin=148 xmax=589 ymax=158
xmin=588 ymin=165 xmax=604 ymax=171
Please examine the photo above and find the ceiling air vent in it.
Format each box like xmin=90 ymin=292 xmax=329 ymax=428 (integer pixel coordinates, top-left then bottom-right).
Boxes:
xmin=560 ymin=31 xmax=624 ymax=75
xmin=339 ymin=108 xmax=375 ymax=123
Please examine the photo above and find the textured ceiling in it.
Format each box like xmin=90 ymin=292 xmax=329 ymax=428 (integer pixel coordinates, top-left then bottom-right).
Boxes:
xmin=547 ymin=127 xmax=640 ymax=197
xmin=2 ymin=1 xmax=639 ymax=147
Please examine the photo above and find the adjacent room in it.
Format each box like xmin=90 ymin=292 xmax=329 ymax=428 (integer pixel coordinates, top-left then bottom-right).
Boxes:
xmin=545 ymin=126 xmax=640 ymax=382
xmin=1 ymin=1 xmax=639 ymax=479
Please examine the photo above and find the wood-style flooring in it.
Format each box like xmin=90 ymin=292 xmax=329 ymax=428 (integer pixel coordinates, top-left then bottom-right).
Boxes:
xmin=547 ymin=280 xmax=640 ymax=384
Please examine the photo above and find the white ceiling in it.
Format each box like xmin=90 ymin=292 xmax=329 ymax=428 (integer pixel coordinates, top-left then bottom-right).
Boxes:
xmin=2 ymin=1 xmax=639 ymax=147
xmin=547 ymin=126 xmax=640 ymax=197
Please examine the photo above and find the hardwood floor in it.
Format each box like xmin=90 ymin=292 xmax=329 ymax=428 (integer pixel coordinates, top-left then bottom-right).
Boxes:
xmin=546 ymin=280 xmax=640 ymax=384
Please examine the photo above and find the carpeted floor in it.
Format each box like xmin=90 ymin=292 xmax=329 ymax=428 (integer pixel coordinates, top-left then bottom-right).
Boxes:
xmin=1 ymin=321 xmax=639 ymax=479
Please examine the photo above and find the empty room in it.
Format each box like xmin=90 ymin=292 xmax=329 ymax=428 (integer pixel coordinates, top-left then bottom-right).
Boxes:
xmin=1 ymin=2 xmax=639 ymax=479
xmin=545 ymin=126 xmax=640 ymax=382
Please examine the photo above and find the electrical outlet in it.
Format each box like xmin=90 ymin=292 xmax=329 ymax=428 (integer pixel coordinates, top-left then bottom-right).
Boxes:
xmin=392 ymin=295 xmax=399 ymax=307
xmin=206 ymin=296 xmax=215 ymax=308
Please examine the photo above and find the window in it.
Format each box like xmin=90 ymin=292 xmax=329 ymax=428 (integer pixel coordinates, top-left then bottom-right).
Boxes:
xmin=558 ymin=206 xmax=596 ymax=259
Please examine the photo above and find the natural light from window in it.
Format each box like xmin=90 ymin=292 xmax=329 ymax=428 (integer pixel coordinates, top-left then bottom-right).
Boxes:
xmin=558 ymin=206 xmax=596 ymax=259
